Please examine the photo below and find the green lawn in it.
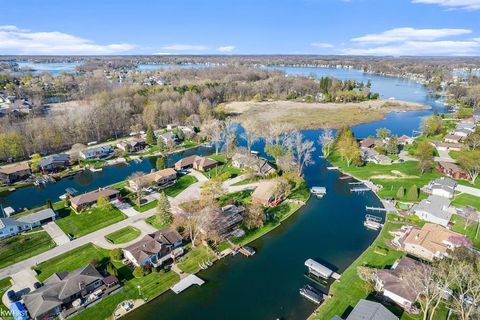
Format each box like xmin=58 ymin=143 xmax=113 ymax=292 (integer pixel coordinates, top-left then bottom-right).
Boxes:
xmin=203 ymin=154 xmax=242 ymax=180
xmin=164 ymin=174 xmax=198 ymax=197
xmin=133 ymin=199 xmax=158 ymax=212
xmin=145 ymin=215 xmax=170 ymax=229
xmin=176 ymin=244 xmax=216 ymax=274
xmin=105 ymin=227 xmax=141 ymax=244
xmin=0 ymin=277 xmax=12 ymax=314
xmin=311 ymin=214 xmax=441 ymax=320
xmin=55 ymin=205 xmax=127 ymax=238
xmin=328 ymin=154 xmax=442 ymax=202
xmin=218 ymin=190 xmax=253 ymax=206
xmin=34 ymin=243 xmax=110 ymax=282
xmin=0 ymin=230 xmax=56 ymax=269
xmin=451 ymin=214 xmax=480 ymax=249
xmin=452 ymin=193 xmax=480 ymax=211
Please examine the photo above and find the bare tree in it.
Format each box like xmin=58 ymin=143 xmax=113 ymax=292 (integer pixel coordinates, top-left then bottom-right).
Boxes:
xmin=222 ymin=118 xmax=237 ymax=157
xmin=244 ymin=203 xmax=265 ymax=229
xmin=241 ymin=118 xmax=259 ymax=153
xmin=200 ymin=179 xmax=226 ymax=204
xmin=272 ymin=178 xmax=291 ymax=204
xmin=319 ymin=130 xmax=335 ymax=158
xmin=202 ymin=119 xmax=224 ymax=154
xmin=450 ymin=259 xmax=480 ymax=320
xmin=128 ymin=172 xmax=147 ymax=206
xmin=290 ymin=132 xmax=316 ymax=176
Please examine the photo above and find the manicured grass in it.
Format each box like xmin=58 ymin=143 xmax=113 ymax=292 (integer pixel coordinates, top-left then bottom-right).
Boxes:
xmin=145 ymin=215 xmax=170 ymax=229
xmin=105 ymin=227 xmax=141 ymax=244
xmin=0 ymin=277 xmax=12 ymax=313
xmin=0 ymin=230 xmax=56 ymax=269
xmin=164 ymin=174 xmax=198 ymax=197
xmin=231 ymin=176 xmax=261 ymax=186
xmin=288 ymin=180 xmax=311 ymax=203
xmin=55 ymin=205 xmax=127 ymax=238
xmin=134 ymin=199 xmax=158 ymax=212
xmin=311 ymin=214 xmax=436 ymax=320
xmin=328 ymin=154 xmax=441 ymax=202
xmin=34 ymin=243 xmax=110 ymax=282
xmin=451 ymin=214 xmax=480 ymax=249
xmin=177 ymin=244 xmax=216 ymax=274
xmin=452 ymin=193 xmax=480 ymax=211
xmin=204 ymin=154 xmax=242 ymax=180
xmin=218 ymin=190 xmax=253 ymax=206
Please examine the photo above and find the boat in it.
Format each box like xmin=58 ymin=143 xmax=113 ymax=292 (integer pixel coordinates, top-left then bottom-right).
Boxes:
xmin=339 ymin=175 xmax=351 ymax=180
xmin=364 ymin=214 xmax=383 ymax=230
xmin=299 ymin=285 xmax=323 ymax=304
xmin=310 ymin=187 xmax=326 ymax=198
xmin=326 ymin=166 xmax=338 ymax=170
xmin=240 ymin=246 xmax=256 ymax=256
xmin=88 ymin=166 xmax=103 ymax=172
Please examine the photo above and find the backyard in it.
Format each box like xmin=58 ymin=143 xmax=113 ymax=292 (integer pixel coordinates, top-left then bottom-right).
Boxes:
xmin=203 ymin=154 xmax=242 ymax=180
xmin=105 ymin=226 xmax=141 ymax=244
xmin=451 ymin=214 xmax=480 ymax=249
xmin=176 ymin=244 xmax=216 ymax=274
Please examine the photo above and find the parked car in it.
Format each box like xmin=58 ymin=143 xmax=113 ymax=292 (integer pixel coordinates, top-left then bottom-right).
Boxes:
xmin=33 ymin=282 xmax=42 ymax=289
xmin=7 ymin=290 xmax=17 ymax=302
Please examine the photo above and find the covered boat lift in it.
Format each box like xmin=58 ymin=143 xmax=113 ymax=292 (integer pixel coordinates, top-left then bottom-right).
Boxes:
xmin=305 ymin=259 xmax=333 ymax=279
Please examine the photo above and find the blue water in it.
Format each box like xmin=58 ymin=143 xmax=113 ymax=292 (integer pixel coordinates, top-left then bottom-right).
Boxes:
xmin=14 ymin=61 xmax=81 ymax=76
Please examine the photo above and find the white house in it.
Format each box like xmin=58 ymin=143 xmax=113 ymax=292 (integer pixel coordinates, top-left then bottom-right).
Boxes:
xmin=428 ymin=177 xmax=456 ymax=199
xmin=410 ymin=195 xmax=452 ymax=227
xmin=0 ymin=208 xmax=57 ymax=239
xmin=79 ymin=145 xmax=114 ymax=159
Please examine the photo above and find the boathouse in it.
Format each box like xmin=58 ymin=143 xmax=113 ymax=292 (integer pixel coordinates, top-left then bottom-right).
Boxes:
xmin=305 ymin=259 xmax=333 ymax=279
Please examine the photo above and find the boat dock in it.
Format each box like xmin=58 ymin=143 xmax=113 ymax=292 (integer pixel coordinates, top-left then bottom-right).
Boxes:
xmin=299 ymin=285 xmax=326 ymax=304
xmin=350 ymin=187 xmax=370 ymax=192
xmin=348 ymin=182 xmax=364 ymax=185
xmin=364 ymin=214 xmax=383 ymax=231
xmin=170 ymin=274 xmax=205 ymax=294
xmin=305 ymin=259 xmax=341 ymax=280
xmin=310 ymin=187 xmax=327 ymax=197
xmin=366 ymin=206 xmax=387 ymax=212
xmin=326 ymin=166 xmax=338 ymax=170
xmin=238 ymin=246 xmax=256 ymax=257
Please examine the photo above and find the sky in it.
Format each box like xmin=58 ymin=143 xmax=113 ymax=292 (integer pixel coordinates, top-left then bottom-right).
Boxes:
xmin=1 ymin=0 xmax=480 ymax=56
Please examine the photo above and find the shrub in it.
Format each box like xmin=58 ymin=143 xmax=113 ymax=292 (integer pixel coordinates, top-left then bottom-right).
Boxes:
xmin=109 ymin=248 xmax=123 ymax=261
xmin=396 ymin=186 xmax=405 ymax=199
xmin=133 ymin=266 xmax=145 ymax=278
xmin=406 ymin=184 xmax=419 ymax=201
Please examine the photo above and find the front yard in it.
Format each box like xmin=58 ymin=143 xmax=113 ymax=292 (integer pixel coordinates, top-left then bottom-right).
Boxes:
xmin=164 ymin=174 xmax=198 ymax=197
xmin=55 ymin=205 xmax=127 ymax=238
xmin=0 ymin=229 xmax=56 ymax=269
xmin=105 ymin=227 xmax=141 ymax=244
xmin=203 ymin=154 xmax=242 ymax=180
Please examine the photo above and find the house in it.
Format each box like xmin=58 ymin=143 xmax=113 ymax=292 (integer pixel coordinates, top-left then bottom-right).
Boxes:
xmin=431 ymin=141 xmax=462 ymax=152
xmin=444 ymin=134 xmax=462 ymax=144
xmin=23 ymin=264 xmax=105 ymax=320
xmin=360 ymin=138 xmax=376 ymax=149
xmin=437 ymin=161 xmax=469 ymax=180
xmin=178 ymin=126 xmax=196 ymax=139
xmin=231 ymin=153 xmax=276 ymax=176
xmin=70 ymin=188 xmax=120 ymax=211
xmin=38 ymin=154 xmax=70 ymax=172
xmin=403 ymin=223 xmax=471 ymax=261
xmin=252 ymin=179 xmax=283 ymax=207
xmin=198 ymin=206 xmax=244 ymax=237
xmin=375 ymin=257 xmax=425 ymax=310
xmin=16 ymin=208 xmax=57 ymax=229
xmin=166 ymin=124 xmax=178 ymax=130
xmin=123 ymin=228 xmax=183 ymax=267
xmin=128 ymin=168 xmax=177 ymax=191
xmin=398 ymin=135 xmax=414 ymax=145
xmin=410 ymin=195 xmax=452 ymax=227
xmin=157 ymin=132 xmax=179 ymax=147
xmin=455 ymin=121 xmax=475 ymax=132
xmin=361 ymin=148 xmax=392 ymax=165
xmin=0 ymin=218 xmax=30 ymax=239
xmin=427 ymin=177 xmax=457 ymax=198
xmin=0 ymin=162 xmax=31 ymax=184
xmin=221 ymin=204 xmax=246 ymax=216
xmin=116 ymin=137 xmax=146 ymax=152
xmin=343 ymin=299 xmax=398 ymax=320
xmin=453 ymin=128 xmax=472 ymax=138
xmin=79 ymin=145 xmax=114 ymax=160
xmin=174 ymin=155 xmax=218 ymax=172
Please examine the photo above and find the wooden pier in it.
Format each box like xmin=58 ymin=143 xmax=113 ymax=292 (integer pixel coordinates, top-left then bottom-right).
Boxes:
xmin=351 ymin=187 xmax=370 ymax=192
xmin=348 ymin=182 xmax=364 ymax=185
xmin=366 ymin=206 xmax=387 ymax=212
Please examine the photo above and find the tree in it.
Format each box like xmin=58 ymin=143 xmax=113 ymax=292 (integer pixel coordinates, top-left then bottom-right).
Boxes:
xmin=128 ymin=172 xmax=147 ymax=206
xmin=145 ymin=126 xmax=155 ymax=145
xmin=96 ymin=195 xmax=110 ymax=208
xmin=422 ymin=116 xmax=443 ymax=137
xmin=109 ymin=248 xmax=123 ymax=261
xmin=222 ymin=118 xmax=236 ymax=157
xmin=407 ymin=184 xmax=419 ymax=201
xmin=416 ymin=141 xmax=434 ymax=174
xmin=319 ymin=130 xmax=335 ymax=158
xmin=449 ymin=257 xmax=480 ymax=320
xmin=202 ymin=119 xmax=224 ymax=154
xmin=396 ymin=186 xmax=405 ymax=199
xmin=200 ymin=179 xmax=226 ymax=204
xmin=244 ymin=203 xmax=265 ymax=229
xmin=265 ymin=143 xmax=287 ymax=165
xmin=156 ymin=157 xmax=166 ymax=170
xmin=290 ymin=132 xmax=316 ymax=177
xmin=133 ymin=266 xmax=146 ymax=278
xmin=336 ymin=127 xmax=362 ymax=167
xmin=30 ymin=153 xmax=42 ymax=173
xmin=272 ymin=178 xmax=291 ymax=203
xmin=458 ymin=150 xmax=480 ymax=184
xmin=106 ymin=262 xmax=118 ymax=277
xmin=376 ymin=127 xmax=391 ymax=140
xmin=386 ymin=136 xmax=399 ymax=155
xmin=241 ymin=119 xmax=259 ymax=153
xmin=156 ymin=192 xmax=173 ymax=226
xmin=357 ymin=266 xmax=376 ymax=293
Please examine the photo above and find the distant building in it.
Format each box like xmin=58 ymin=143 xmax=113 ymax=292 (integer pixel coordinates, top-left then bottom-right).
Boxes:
xmin=79 ymin=145 xmax=114 ymax=160
xmin=343 ymin=299 xmax=398 ymax=320
xmin=359 ymin=138 xmax=376 ymax=149
xmin=436 ymin=162 xmax=469 ymax=181
xmin=431 ymin=141 xmax=462 ymax=152
xmin=127 ymin=168 xmax=177 ymax=191
xmin=157 ymin=132 xmax=179 ymax=147
xmin=174 ymin=155 xmax=218 ymax=172
xmin=444 ymin=134 xmax=462 ymax=144
xmin=410 ymin=195 xmax=452 ymax=227
xmin=398 ymin=135 xmax=414 ymax=145
xmin=361 ymin=148 xmax=392 ymax=165
xmin=403 ymin=223 xmax=470 ymax=261
xmin=70 ymin=188 xmax=120 ymax=211
xmin=123 ymin=228 xmax=183 ymax=267
xmin=38 ymin=154 xmax=70 ymax=172
xmin=0 ymin=162 xmax=31 ymax=183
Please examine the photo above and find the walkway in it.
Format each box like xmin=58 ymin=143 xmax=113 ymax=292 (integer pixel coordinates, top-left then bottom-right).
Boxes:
xmin=112 ymin=200 xmax=139 ymax=217
xmin=457 ymin=184 xmax=480 ymax=197
xmin=43 ymin=222 xmax=70 ymax=245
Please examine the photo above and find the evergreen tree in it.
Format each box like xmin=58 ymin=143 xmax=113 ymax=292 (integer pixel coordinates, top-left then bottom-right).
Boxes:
xmin=146 ymin=126 xmax=155 ymax=145
xmin=396 ymin=186 xmax=405 ymax=199
xmin=156 ymin=192 xmax=173 ymax=226
xmin=106 ymin=262 xmax=118 ymax=277
xmin=407 ymin=185 xmax=419 ymax=201
xmin=156 ymin=157 xmax=166 ymax=170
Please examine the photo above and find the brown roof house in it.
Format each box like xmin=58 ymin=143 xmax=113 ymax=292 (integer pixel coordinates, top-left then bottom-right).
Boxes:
xmin=0 ymin=162 xmax=31 ymax=184
xmin=403 ymin=223 xmax=471 ymax=262
xmin=127 ymin=168 xmax=177 ymax=191
xmin=437 ymin=161 xmax=469 ymax=181
xmin=374 ymin=256 xmax=425 ymax=311
xmin=232 ymin=152 xmax=275 ymax=177
xmin=70 ymin=187 xmax=120 ymax=211
xmin=123 ymin=228 xmax=183 ymax=267
xmin=116 ymin=137 xmax=146 ymax=152
xmin=360 ymin=137 xmax=376 ymax=149
xmin=23 ymin=264 xmax=105 ymax=320
xmin=252 ymin=179 xmax=285 ymax=207
xmin=444 ymin=134 xmax=463 ymax=144
xmin=198 ymin=206 xmax=244 ymax=238
xmin=174 ymin=155 xmax=218 ymax=172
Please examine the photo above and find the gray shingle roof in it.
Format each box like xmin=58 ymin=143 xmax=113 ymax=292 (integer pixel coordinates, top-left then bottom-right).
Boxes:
xmin=17 ymin=208 xmax=56 ymax=224
xmin=346 ymin=299 xmax=398 ymax=320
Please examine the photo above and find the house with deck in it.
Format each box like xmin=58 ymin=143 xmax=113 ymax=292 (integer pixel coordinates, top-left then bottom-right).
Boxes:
xmin=70 ymin=188 xmax=120 ymax=211
xmin=252 ymin=179 xmax=284 ymax=207
xmin=410 ymin=195 xmax=452 ymax=227
xmin=38 ymin=154 xmax=70 ymax=172
xmin=198 ymin=206 xmax=244 ymax=238
xmin=116 ymin=137 xmax=146 ymax=152
xmin=127 ymin=168 xmax=177 ymax=191
xmin=79 ymin=145 xmax=114 ymax=160
xmin=0 ymin=162 xmax=31 ymax=184
xmin=437 ymin=162 xmax=469 ymax=180
xmin=174 ymin=155 xmax=218 ymax=172
xmin=232 ymin=152 xmax=275 ymax=176
xmin=123 ymin=228 xmax=183 ymax=267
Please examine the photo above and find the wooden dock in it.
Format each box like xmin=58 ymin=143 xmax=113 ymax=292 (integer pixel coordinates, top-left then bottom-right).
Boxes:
xmin=366 ymin=206 xmax=387 ymax=212
xmin=351 ymin=187 xmax=370 ymax=192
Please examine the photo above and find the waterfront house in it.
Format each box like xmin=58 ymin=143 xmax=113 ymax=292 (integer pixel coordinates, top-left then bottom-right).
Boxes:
xmin=79 ymin=145 xmax=114 ymax=160
xmin=410 ymin=195 xmax=452 ymax=227
xmin=398 ymin=135 xmax=414 ymax=145
xmin=361 ymin=148 xmax=392 ymax=165
xmin=70 ymin=188 xmax=120 ymax=211
xmin=23 ymin=264 xmax=105 ymax=320
xmin=123 ymin=228 xmax=183 ymax=267
xmin=0 ymin=162 xmax=31 ymax=184
xmin=360 ymin=138 xmax=376 ymax=149
xmin=427 ymin=177 xmax=457 ymax=199
xmin=0 ymin=208 xmax=57 ymax=239
xmin=157 ymin=132 xmax=179 ymax=147
xmin=436 ymin=162 xmax=469 ymax=180
xmin=127 ymin=168 xmax=177 ymax=191
xmin=232 ymin=152 xmax=275 ymax=176
xmin=375 ymin=257 xmax=424 ymax=311
xmin=403 ymin=223 xmax=470 ymax=261
xmin=38 ymin=154 xmax=70 ymax=172
xmin=198 ymin=206 xmax=244 ymax=238
xmin=174 ymin=155 xmax=218 ymax=172
xmin=0 ymin=218 xmax=30 ymax=239
xmin=342 ymin=299 xmax=399 ymax=320
xmin=444 ymin=134 xmax=463 ymax=144
xmin=116 ymin=137 xmax=146 ymax=152
xmin=178 ymin=125 xmax=197 ymax=139
xmin=252 ymin=179 xmax=283 ymax=207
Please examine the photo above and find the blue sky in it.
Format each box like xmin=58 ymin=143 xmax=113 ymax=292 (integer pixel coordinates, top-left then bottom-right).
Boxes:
xmin=1 ymin=0 xmax=480 ymax=55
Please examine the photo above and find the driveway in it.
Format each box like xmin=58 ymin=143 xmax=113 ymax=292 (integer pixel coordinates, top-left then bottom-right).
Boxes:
xmin=43 ymin=222 xmax=70 ymax=245
xmin=434 ymin=148 xmax=456 ymax=163
xmin=457 ymin=184 xmax=480 ymax=197
xmin=1 ymin=268 xmax=37 ymax=307
xmin=112 ymin=199 xmax=139 ymax=217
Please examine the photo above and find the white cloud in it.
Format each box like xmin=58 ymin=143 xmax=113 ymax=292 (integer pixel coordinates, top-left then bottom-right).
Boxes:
xmin=412 ymin=0 xmax=480 ymax=10
xmin=352 ymin=27 xmax=471 ymax=44
xmin=0 ymin=25 xmax=135 ymax=54
xmin=161 ymin=44 xmax=208 ymax=51
xmin=311 ymin=42 xmax=334 ymax=48
xmin=217 ymin=45 xmax=235 ymax=53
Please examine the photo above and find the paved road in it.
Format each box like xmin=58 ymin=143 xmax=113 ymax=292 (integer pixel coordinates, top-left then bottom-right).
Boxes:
xmin=43 ymin=222 xmax=71 ymax=246
xmin=457 ymin=184 xmax=480 ymax=197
